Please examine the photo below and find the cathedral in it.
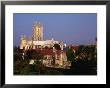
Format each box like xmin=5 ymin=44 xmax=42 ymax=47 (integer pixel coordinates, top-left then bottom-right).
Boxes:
xmin=20 ymin=21 xmax=65 ymax=50
xmin=20 ymin=21 xmax=71 ymax=69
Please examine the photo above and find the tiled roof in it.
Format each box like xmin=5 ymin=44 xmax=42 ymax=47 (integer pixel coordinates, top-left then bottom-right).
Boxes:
xmin=71 ymin=46 xmax=79 ymax=51
xmin=35 ymin=49 xmax=65 ymax=56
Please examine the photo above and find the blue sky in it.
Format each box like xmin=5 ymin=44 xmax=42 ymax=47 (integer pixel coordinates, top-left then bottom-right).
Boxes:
xmin=13 ymin=13 xmax=97 ymax=46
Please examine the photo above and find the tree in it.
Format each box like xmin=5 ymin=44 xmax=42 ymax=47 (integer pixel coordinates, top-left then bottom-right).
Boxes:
xmin=75 ymin=45 xmax=84 ymax=56
xmin=26 ymin=50 xmax=42 ymax=59
xmin=66 ymin=48 xmax=75 ymax=68
xmin=26 ymin=49 xmax=44 ymax=74
xmin=66 ymin=48 xmax=75 ymax=62
xmin=14 ymin=56 xmax=29 ymax=75
xmin=54 ymin=44 xmax=61 ymax=50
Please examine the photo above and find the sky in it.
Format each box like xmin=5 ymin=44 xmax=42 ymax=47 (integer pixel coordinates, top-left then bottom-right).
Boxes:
xmin=13 ymin=13 xmax=97 ymax=46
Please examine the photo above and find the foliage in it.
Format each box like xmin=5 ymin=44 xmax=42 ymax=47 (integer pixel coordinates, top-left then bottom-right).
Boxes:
xmin=66 ymin=48 xmax=75 ymax=62
xmin=26 ymin=49 xmax=43 ymax=60
xmin=14 ymin=45 xmax=97 ymax=75
xmin=75 ymin=45 xmax=84 ymax=56
xmin=43 ymin=69 xmax=63 ymax=75
xmin=14 ymin=47 xmax=44 ymax=75
xmin=74 ymin=45 xmax=97 ymax=70
xmin=54 ymin=44 xmax=61 ymax=50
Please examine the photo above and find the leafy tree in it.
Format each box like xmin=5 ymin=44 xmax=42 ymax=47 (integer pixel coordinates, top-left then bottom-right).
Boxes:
xmin=54 ymin=44 xmax=61 ymax=50
xmin=14 ymin=57 xmax=30 ymax=75
xmin=75 ymin=45 xmax=84 ymax=56
xmin=26 ymin=49 xmax=42 ymax=60
xmin=26 ymin=49 xmax=44 ymax=74
xmin=66 ymin=48 xmax=76 ymax=68
xmin=20 ymin=65 xmax=31 ymax=75
xmin=66 ymin=48 xmax=75 ymax=63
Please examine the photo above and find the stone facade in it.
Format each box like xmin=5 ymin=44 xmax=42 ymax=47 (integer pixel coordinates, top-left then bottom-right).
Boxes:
xmin=20 ymin=21 xmax=71 ymax=69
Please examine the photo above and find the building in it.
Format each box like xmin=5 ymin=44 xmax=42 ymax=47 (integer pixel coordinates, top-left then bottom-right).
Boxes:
xmin=71 ymin=46 xmax=79 ymax=53
xmin=33 ymin=22 xmax=43 ymax=41
xmin=20 ymin=21 xmax=65 ymax=50
xmin=20 ymin=21 xmax=71 ymax=69
xmin=33 ymin=48 xmax=71 ymax=68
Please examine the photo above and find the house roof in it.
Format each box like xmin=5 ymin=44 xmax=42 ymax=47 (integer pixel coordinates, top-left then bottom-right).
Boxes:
xmin=71 ymin=46 xmax=79 ymax=51
xmin=35 ymin=49 xmax=66 ymax=56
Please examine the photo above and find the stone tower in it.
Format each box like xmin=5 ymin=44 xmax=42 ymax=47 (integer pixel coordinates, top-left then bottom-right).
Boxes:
xmin=20 ymin=35 xmax=27 ymax=49
xmin=32 ymin=22 xmax=43 ymax=41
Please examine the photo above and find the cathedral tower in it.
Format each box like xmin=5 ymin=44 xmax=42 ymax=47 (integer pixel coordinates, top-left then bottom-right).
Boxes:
xmin=20 ymin=35 xmax=27 ymax=49
xmin=32 ymin=22 xmax=43 ymax=41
